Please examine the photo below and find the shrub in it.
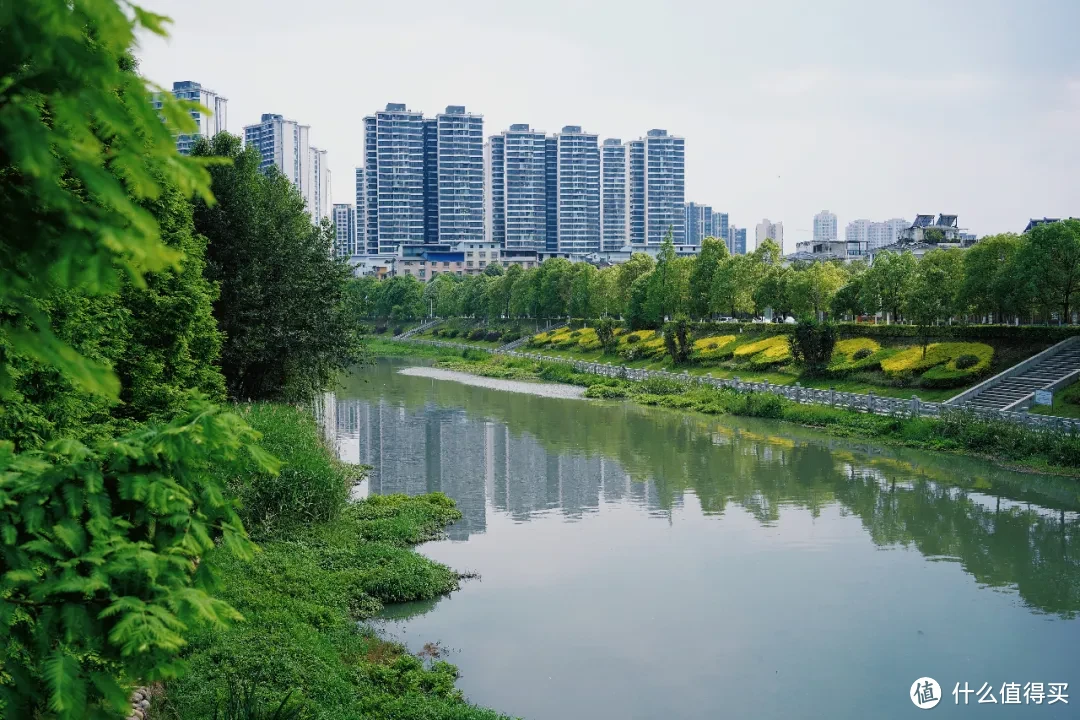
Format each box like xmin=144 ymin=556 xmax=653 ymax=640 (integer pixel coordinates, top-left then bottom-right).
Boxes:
xmin=595 ymin=317 xmax=617 ymax=351
xmin=626 ymin=333 xmax=641 ymax=344
xmin=690 ymin=335 xmax=737 ymax=362
xmin=0 ymin=401 xmax=270 ymax=720
xmin=467 ymin=328 xmax=486 ymax=341
xmin=569 ymin=330 xmax=581 ymax=339
xmin=485 ymin=330 xmax=502 ymax=342
xmin=638 ymin=376 xmax=690 ymax=395
xmin=955 ymin=354 xmax=979 ymax=370
xmin=461 ymin=348 xmax=490 ymax=362
xmin=374 ymin=325 xmax=388 ymax=334
xmin=584 ymin=383 xmax=629 ymax=399
xmin=229 ymin=403 xmax=358 ymax=536
xmin=732 ymin=335 xmax=792 ymax=367
xmin=663 ymin=315 xmax=693 ymax=365
xmin=882 ymin=342 xmax=993 ymax=378
xmin=827 ymin=337 xmax=884 ymax=374
xmin=393 ymin=325 xmax=405 ymax=336
xmin=789 ymin=321 xmax=838 ymax=373
xmin=444 ymin=328 xmax=459 ymax=338
xmin=920 ymin=345 xmax=994 ymax=387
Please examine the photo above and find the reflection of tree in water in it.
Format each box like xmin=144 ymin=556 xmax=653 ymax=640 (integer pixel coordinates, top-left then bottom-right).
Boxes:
xmin=333 ymin=360 xmax=1080 ymax=618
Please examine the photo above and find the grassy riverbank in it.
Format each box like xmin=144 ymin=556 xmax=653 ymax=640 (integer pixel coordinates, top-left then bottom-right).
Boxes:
xmin=372 ymin=340 xmax=1080 ymax=474
xmin=155 ymin=403 xmax=510 ymax=720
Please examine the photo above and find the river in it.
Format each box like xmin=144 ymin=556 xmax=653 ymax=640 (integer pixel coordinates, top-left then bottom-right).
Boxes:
xmin=325 ymin=358 xmax=1079 ymax=719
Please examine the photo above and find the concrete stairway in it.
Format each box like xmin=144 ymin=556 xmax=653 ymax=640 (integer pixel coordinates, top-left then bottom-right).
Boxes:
xmin=393 ymin=318 xmax=441 ymax=340
xmin=951 ymin=337 xmax=1080 ymax=411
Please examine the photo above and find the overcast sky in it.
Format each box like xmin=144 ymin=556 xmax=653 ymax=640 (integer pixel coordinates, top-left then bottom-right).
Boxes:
xmin=136 ymin=0 xmax=1079 ymax=250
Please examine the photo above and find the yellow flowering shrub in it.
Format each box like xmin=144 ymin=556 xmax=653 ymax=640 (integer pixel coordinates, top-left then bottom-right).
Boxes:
xmin=619 ymin=329 xmax=657 ymax=345
xmin=732 ymin=335 xmax=792 ymax=366
xmin=690 ymin=335 xmax=737 ymax=362
xmin=828 ymin=337 xmax=885 ymax=373
xmin=833 ymin=338 xmax=880 ymax=359
xmin=919 ymin=343 xmax=995 ymax=387
xmin=881 ymin=342 xmax=993 ymax=377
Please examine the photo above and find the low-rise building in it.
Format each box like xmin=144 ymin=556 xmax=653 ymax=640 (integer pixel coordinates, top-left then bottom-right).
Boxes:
xmin=1024 ymin=217 xmax=1079 ymax=233
xmin=392 ymin=241 xmax=540 ymax=280
xmin=350 ymin=255 xmax=395 ymax=278
xmin=868 ymin=213 xmax=974 ymax=260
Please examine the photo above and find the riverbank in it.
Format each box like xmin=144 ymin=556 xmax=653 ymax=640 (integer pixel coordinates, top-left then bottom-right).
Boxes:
xmin=371 ymin=339 xmax=1080 ymax=475
xmin=155 ymin=403 xmax=511 ymax=720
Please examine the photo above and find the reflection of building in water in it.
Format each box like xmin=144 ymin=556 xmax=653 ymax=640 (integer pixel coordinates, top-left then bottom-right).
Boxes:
xmin=333 ymin=397 xmax=657 ymax=540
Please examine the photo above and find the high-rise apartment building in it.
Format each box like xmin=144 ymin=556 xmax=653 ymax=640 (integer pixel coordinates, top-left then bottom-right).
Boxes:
xmin=423 ymin=118 xmax=439 ymax=245
xmin=727 ymin=227 xmax=747 ymax=255
xmin=362 ymin=103 xmax=484 ymax=254
xmin=845 ymin=219 xmax=870 ymax=257
xmin=310 ymin=147 xmax=331 ymax=224
xmin=684 ymin=202 xmax=713 ymax=244
xmin=601 ymin=139 xmax=628 ymax=252
xmin=713 ymin=212 xmax=729 ymax=243
xmin=628 ymin=140 xmax=646 ymax=246
xmin=755 ymin=218 xmax=784 ymax=252
xmin=487 ymin=124 xmax=548 ymax=252
xmin=244 ymin=113 xmax=310 ymax=190
xmin=332 ymin=203 xmax=356 ymax=257
xmin=554 ymin=126 xmax=600 ymax=254
xmin=545 ymin=137 xmax=558 ymax=253
xmin=867 ymin=218 xmax=910 ymax=251
xmin=435 ymin=106 xmax=484 ymax=245
xmin=813 ymin=210 xmax=838 ymax=243
xmin=628 ymin=129 xmax=685 ymax=246
xmin=152 ymin=80 xmax=228 ymax=155
xmin=354 ymin=167 xmax=367 ymax=254
xmin=244 ymin=113 xmax=329 ymax=222
xmin=362 ymin=104 xmax=425 ymax=254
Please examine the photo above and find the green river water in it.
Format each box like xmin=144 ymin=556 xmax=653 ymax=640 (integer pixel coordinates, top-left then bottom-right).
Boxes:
xmin=327 ymin=358 xmax=1079 ymax=719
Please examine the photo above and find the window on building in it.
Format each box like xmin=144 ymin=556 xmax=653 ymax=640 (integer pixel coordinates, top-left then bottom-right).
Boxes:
xmin=466 ymin=261 xmax=473 ymax=267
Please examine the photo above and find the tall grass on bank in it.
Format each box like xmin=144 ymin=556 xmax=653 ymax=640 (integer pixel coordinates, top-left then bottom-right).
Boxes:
xmin=224 ymin=403 xmax=360 ymax=536
xmin=159 ymin=403 xmax=512 ymax=720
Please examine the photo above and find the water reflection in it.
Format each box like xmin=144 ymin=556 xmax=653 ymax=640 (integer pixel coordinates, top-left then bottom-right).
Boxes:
xmin=328 ymin=359 xmax=1080 ymax=618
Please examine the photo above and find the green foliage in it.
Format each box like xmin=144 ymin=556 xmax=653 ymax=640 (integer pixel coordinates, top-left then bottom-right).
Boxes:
xmin=163 ymin=494 xmax=509 ymax=720
xmin=789 ymin=321 xmax=839 ymax=373
xmin=225 ymin=404 xmax=358 ymax=537
xmin=905 ymin=249 xmax=965 ymax=350
xmin=192 ymin=134 xmax=363 ymax=402
xmin=955 ymin=354 xmax=979 ymax=370
xmin=788 ymin=262 xmax=846 ymax=319
xmin=213 ymin=680 xmax=305 ymax=720
xmin=663 ymin=315 xmax=693 ymax=365
xmin=0 ymin=0 xmax=216 ymax=401
xmin=595 ymin=317 xmax=617 ymax=351
xmin=0 ymin=399 xmax=274 ymax=720
xmin=625 ymin=333 xmax=641 ymax=344
xmin=853 ymin=348 xmax=873 ymax=361
xmin=960 ymin=233 xmax=1023 ymax=322
xmin=1017 ymin=219 xmax=1080 ymax=321
xmin=688 ymin=237 xmax=729 ymax=317
xmin=625 ymin=271 xmax=657 ymax=329
xmin=864 ymin=251 xmax=917 ymax=322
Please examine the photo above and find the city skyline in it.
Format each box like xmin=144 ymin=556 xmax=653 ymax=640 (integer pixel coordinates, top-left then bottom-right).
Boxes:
xmin=136 ymin=0 xmax=1078 ymax=247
